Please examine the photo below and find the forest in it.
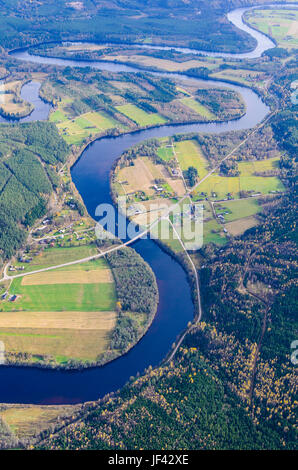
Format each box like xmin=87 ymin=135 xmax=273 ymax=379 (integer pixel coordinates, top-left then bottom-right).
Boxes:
xmin=0 ymin=122 xmax=68 ymax=260
xmin=106 ymin=247 xmax=159 ymax=353
xmin=0 ymin=0 xmax=259 ymax=52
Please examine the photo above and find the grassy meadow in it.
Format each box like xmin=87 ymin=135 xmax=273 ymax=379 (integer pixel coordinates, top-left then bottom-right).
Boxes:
xmin=13 ymin=245 xmax=98 ymax=274
xmin=101 ymin=54 xmax=219 ymax=73
xmin=174 ymin=140 xmax=209 ymax=178
xmin=214 ymin=198 xmax=262 ymax=222
xmin=116 ymin=104 xmax=167 ymax=126
xmin=0 ymin=405 xmax=77 ymax=440
xmin=180 ymin=98 xmax=216 ymax=120
xmin=225 ymin=216 xmax=259 ymax=237
xmin=6 ymin=277 xmax=115 ymax=312
xmin=193 ymin=156 xmax=284 ymax=200
xmin=55 ymin=111 xmax=122 ymax=145
xmin=0 ymin=251 xmax=118 ymax=364
xmin=203 ymin=219 xmax=227 ymax=246
xmin=0 ymin=80 xmax=33 ymax=117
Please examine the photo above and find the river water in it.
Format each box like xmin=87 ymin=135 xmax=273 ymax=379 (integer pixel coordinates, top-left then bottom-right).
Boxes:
xmin=0 ymin=81 xmax=51 ymax=123
xmin=0 ymin=4 xmax=285 ymax=404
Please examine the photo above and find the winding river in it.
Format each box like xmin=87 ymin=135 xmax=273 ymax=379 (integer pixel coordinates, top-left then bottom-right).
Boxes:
xmin=0 ymin=4 xmax=289 ymax=404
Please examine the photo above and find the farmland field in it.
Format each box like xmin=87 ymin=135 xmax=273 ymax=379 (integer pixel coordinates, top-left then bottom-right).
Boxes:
xmin=238 ymin=157 xmax=280 ymax=175
xmin=13 ymin=245 xmax=98 ymax=274
xmin=0 ymin=257 xmax=117 ymax=364
xmin=203 ymin=219 xmax=227 ymax=245
xmin=239 ymin=175 xmax=284 ymax=193
xmin=49 ymin=109 xmax=67 ymax=122
xmin=0 ymin=405 xmax=76 ymax=440
xmin=210 ymin=68 xmax=266 ymax=87
xmin=102 ymin=54 xmax=218 ymax=72
xmin=245 ymin=8 xmax=298 ymax=49
xmin=174 ymin=140 xmax=209 ymax=177
xmin=112 ymin=139 xmax=278 ymax=249
xmin=21 ymin=268 xmax=113 ymax=285
xmin=116 ymin=104 xmax=167 ymax=126
xmin=0 ymin=310 xmax=116 ymax=329
xmin=117 ymin=157 xmax=159 ymax=196
xmin=157 ymin=145 xmax=175 ymax=162
xmin=56 ymin=111 xmax=122 ymax=144
xmin=152 ymin=219 xmax=184 ymax=253
xmin=4 ymin=275 xmax=115 ymax=312
xmin=0 ymin=94 xmax=31 ymax=116
xmin=116 ymin=156 xmax=185 ymax=198
xmin=0 ymin=326 xmax=115 ymax=362
xmin=180 ymin=98 xmax=216 ymax=120
xmin=225 ymin=216 xmax=259 ymax=236
xmin=0 ymin=80 xmax=33 ymax=117
xmin=214 ymin=198 xmax=262 ymax=222
xmin=193 ymin=157 xmax=284 ymax=200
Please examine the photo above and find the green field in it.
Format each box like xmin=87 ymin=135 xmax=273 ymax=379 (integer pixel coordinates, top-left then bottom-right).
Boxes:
xmin=0 ymin=327 xmax=115 ymax=362
xmin=116 ymin=104 xmax=167 ymax=126
xmin=238 ymin=158 xmax=280 ymax=175
xmin=14 ymin=245 xmax=98 ymax=273
xmin=152 ymin=211 xmax=223 ymax=251
xmin=151 ymin=219 xmax=184 ymax=253
xmin=49 ymin=109 xmax=68 ymax=122
xmin=56 ymin=258 xmax=107 ymax=271
xmin=195 ymin=174 xmax=284 ymax=199
xmin=202 ymin=201 xmax=213 ymax=220
xmin=0 ymin=256 xmax=117 ymax=363
xmin=174 ymin=140 xmax=209 ymax=178
xmin=56 ymin=111 xmax=122 ymax=144
xmin=194 ymin=157 xmax=284 ymax=200
xmin=210 ymin=69 xmax=263 ymax=87
xmin=203 ymin=219 xmax=227 ymax=245
xmin=3 ymin=277 xmax=115 ymax=312
xmin=157 ymin=145 xmax=175 ymax=161
xmin=180 ymin=97 xmax=216 ymax=120
xmin=214 ymin=198 xmax=262 ymax=222
xmin=239 ymin=176 xmax=283 ymax=193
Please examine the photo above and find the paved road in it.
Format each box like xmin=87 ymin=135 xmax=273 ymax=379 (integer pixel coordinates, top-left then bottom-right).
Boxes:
xmin=0 ymin=228 xmax=150 ymax=282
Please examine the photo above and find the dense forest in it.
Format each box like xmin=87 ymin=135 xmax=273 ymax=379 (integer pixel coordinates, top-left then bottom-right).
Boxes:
xmin=0 ymin=122 xmax=68 ymax=260
xmin=106 ymin=247 xmax=159 ymax=353
xmin=0 ymin=0 xmax=260 ymax=52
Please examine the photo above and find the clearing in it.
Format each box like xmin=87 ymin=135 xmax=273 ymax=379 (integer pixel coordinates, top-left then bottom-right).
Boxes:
xmin=180 ymin=97 xmax=216 ymax=120
xmin=225 ymin=216 xmax=259 ymax=236
xmin=56 ymin=111 xmax=122 ymax=145
xmin=116 ymin=104 xmax=166 ymax=126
